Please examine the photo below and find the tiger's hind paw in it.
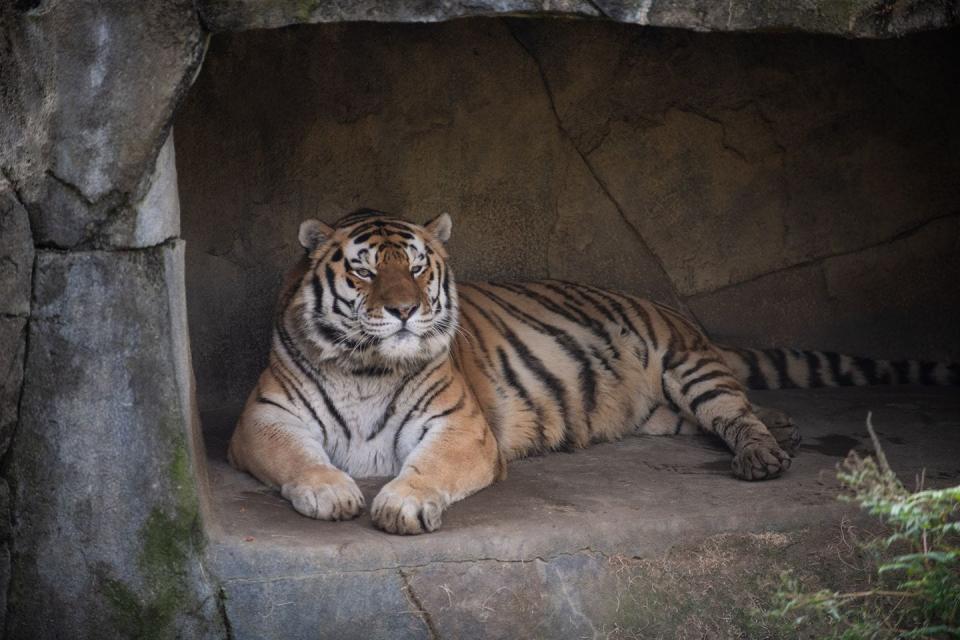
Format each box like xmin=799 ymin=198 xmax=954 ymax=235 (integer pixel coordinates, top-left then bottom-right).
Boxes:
xmin=732 ymin=441 xmax=791 ymax=481
xmin=754 ymin=405 xmax=801 ymax=455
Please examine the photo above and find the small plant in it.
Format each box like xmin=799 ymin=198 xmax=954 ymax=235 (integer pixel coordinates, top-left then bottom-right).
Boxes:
xmin=772 ymin=414 xmax=960 ymax=639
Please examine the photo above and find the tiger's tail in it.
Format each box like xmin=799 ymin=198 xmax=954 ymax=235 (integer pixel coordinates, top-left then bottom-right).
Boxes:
xmin=718 ymin=346 xmax=960 ymax=390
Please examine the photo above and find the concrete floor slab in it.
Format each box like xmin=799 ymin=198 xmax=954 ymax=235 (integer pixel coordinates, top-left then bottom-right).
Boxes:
xmin=202 ymin=388 xmax=959 ymax=639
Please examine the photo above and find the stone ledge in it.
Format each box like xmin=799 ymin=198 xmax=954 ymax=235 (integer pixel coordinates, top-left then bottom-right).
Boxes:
xmin=202 ymin=387 xmax=960 ymax=639
xmin=197 ymin=0 xmax=960 ymax=37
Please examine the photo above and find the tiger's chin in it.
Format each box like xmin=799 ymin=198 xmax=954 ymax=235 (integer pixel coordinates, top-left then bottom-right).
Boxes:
xmin=377 ymin=330 xmax=424 ymax=361
xmin=364 ymin=329 xmax=451 ymax=369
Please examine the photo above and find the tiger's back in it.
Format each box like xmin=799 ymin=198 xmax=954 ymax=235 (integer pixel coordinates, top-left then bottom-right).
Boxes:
xmin=456 ymin=281 xmax=699 ymax=459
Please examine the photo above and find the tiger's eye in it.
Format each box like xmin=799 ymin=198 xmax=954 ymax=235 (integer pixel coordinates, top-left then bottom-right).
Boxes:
xmin=354 ymin=268 xmax=373 ymax=279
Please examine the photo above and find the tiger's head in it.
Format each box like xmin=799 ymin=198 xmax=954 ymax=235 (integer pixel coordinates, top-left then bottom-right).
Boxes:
xmin=288 ymin=209 xmax=457 ymax=369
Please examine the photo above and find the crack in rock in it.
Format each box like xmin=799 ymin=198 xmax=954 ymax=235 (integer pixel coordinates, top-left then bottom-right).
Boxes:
xmin=504 ymin=21 xmax=696 ymax=318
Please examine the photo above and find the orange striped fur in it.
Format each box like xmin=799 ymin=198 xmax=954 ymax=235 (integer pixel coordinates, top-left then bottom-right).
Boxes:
xmin=228 ymin=210 xmax=958 ymax=534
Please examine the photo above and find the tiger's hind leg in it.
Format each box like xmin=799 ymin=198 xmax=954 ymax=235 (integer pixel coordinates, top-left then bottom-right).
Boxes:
xmin=754 ymin=405 xmax=801 ymax=455
xmin=662 ymin=358 xmax=791 ymax=480
xmin=637 ymin=403 xmax=799 ymax=455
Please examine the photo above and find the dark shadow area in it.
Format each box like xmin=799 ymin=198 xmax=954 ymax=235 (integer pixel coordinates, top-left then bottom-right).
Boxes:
xmin=174 ymin=20 xmax=960 ymax=426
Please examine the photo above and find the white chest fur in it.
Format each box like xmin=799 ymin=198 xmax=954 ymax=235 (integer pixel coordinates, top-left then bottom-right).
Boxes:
xmin=315 ymin=370 xmax=436 ymax=478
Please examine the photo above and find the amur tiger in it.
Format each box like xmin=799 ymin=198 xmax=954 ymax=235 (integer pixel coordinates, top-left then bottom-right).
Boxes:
xmin=228 ymin=209 xmax=958 ymax=535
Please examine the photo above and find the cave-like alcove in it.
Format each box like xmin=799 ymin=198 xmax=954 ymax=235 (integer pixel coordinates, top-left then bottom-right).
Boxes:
xmin=176 ymin=20 xmax=960 ymax=429
xmin=171 ymin=18 xmax=960 ymax=637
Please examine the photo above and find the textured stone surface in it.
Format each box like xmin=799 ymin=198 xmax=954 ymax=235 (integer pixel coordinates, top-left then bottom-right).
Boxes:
xmin=0 ymin=187 xmax=34 ymax=317
xmin=5 ymin=244 xmax=224 ymax=640
xmin=204 ymin=387 xmax=960 ymax=638
xmin=0 ymin=318 xmax=27 ymax=458
xmin=690 ymin=214 xmax=960 ymax=361
xmin=2 ymin=1 xmax=208 ymax=628
xmin=0 ymin=1 xmax=204 ymax=249
xmin=0 ymin=184 xmax=31 ymax=632
xmin=221 ymin=568 xmax=430 ymax=640
xmin=197 ymin=0 xmax=960 ymax=37
xmin=175 ymin=22 xmax=960 ymax=413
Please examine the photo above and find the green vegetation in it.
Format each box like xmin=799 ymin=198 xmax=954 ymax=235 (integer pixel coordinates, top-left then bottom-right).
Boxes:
xmin=772 ymin=414 xmax=960 ymax=639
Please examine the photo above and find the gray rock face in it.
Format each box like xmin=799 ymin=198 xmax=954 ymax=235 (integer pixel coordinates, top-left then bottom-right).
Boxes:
xmin=0 ymin=1 xmax=204 ymax=250
xmin=0 ymin=187 xmax=34 ymax=317
xmin=0 ymin=185 xmax=32 ymax=631
xmin=5 ymin=244 xmax=224 ymax=640
xmin=0 ymin=317 xmax=27 ymax=459
xmin=196 ymin=0 xmax=960 ymax=37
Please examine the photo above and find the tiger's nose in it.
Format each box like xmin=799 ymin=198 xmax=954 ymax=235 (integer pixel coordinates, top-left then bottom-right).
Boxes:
xmin=384 ymin=304 xmax=418 ymax=321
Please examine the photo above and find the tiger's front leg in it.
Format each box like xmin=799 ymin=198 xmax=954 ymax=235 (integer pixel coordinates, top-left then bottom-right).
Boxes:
xmin=371 ymin=384 xmax=503 ymax=535
xmin=229 ymin=372 xmax=365 ymax=521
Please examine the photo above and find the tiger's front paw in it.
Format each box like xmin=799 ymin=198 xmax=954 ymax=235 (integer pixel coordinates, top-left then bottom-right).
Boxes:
xmin=371 ymin=480 xmax=445 ymax=535
xmin=732 ymin=441 xmax=791 ymax=481
xmin=281 ymin=467 xmax=365 ymax=521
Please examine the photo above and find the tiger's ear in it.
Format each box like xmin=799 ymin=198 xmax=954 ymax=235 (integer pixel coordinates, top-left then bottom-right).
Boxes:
xmin=298 ymin=219 xmax=334 ymax=251
xmin=425 ymin=212 xmax=452 ymax=244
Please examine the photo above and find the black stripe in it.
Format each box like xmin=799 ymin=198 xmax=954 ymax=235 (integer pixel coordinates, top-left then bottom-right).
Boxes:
xmin=460 ymin=294 xmax=570 ymax=429
xmin=393 ymin=378 xmax=453 ymax=455
xmin=324 ymin=265 xmax=355 ymax=319
xmin=471 ymin=286 xmax=598 ymax=417
xmin=312 ymin=270 xmax=354 ymax=340
xmin=350 ymin=366 xmax=394 ymax=377
xmin=256 ymin=396 xmax=298 ymax=418
xmin=459 ymin=312 xmax=489 ymax=356
xmin=853 ymin=356 xmax=880 ymax=385
xmin=419 ymin=392 xmax=467 ymax=442
xmin=680 ymin=370 xmax=730 ymax=396
xmin=738 ymin=349 xmax=768 ymax=390
xmin=689 ymin=387 xmax=739 ymax=414
xmin=635 ymin=403 xmax=659 ymax=428
xmin=269 ymin=363 xmax=297 ymax=403
xmin=556 ymin=283 xmax=617 ymax=325
xmin=674 ymin=416 xmax=685 ymax=435
xmin=804 ymin=350 xmax=824 ymax=387
xmin=764 ymin=349 xmax=797 ymax=389
xmin=660 ymin=373 xmax=681 ymax=412
xmin=680 ymin=357 xmax=718 ymax=378
xmin=892 ymin=359 xmax=911 ymax=384
xmin=497 ymin=347 xmax=547 ymax=448
xmin=824 ymin=351 xmax=854 ymax=386
xmin=274 ymin=320 xmax=351 ymax=440
xmin=590 ymin=345 xmax=622 ymax=380
xmin=367 ymin=359 xmax=443 ymax=441
xmin=284 ymin=380 xmax=329 ymax=443
xmin=571 ymin=284 xmax=647 ymax=344
xmin=653 ymin=302 xmax=707 ymax=350
xmin=496 ymin=282 xmax=620 ymax=360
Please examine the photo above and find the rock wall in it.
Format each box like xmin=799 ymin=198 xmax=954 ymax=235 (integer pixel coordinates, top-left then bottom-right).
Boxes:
xmin=196 ymin=0 xmax=960 ymax=37
xmin=0 ymin=2 xmax=224 ymax=637
xmin=174 ymin=20 xmax=960 ymax=416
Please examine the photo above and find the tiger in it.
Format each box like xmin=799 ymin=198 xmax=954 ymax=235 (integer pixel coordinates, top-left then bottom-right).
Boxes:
xmin=227 ymin=209 xmax=959 ymax=535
